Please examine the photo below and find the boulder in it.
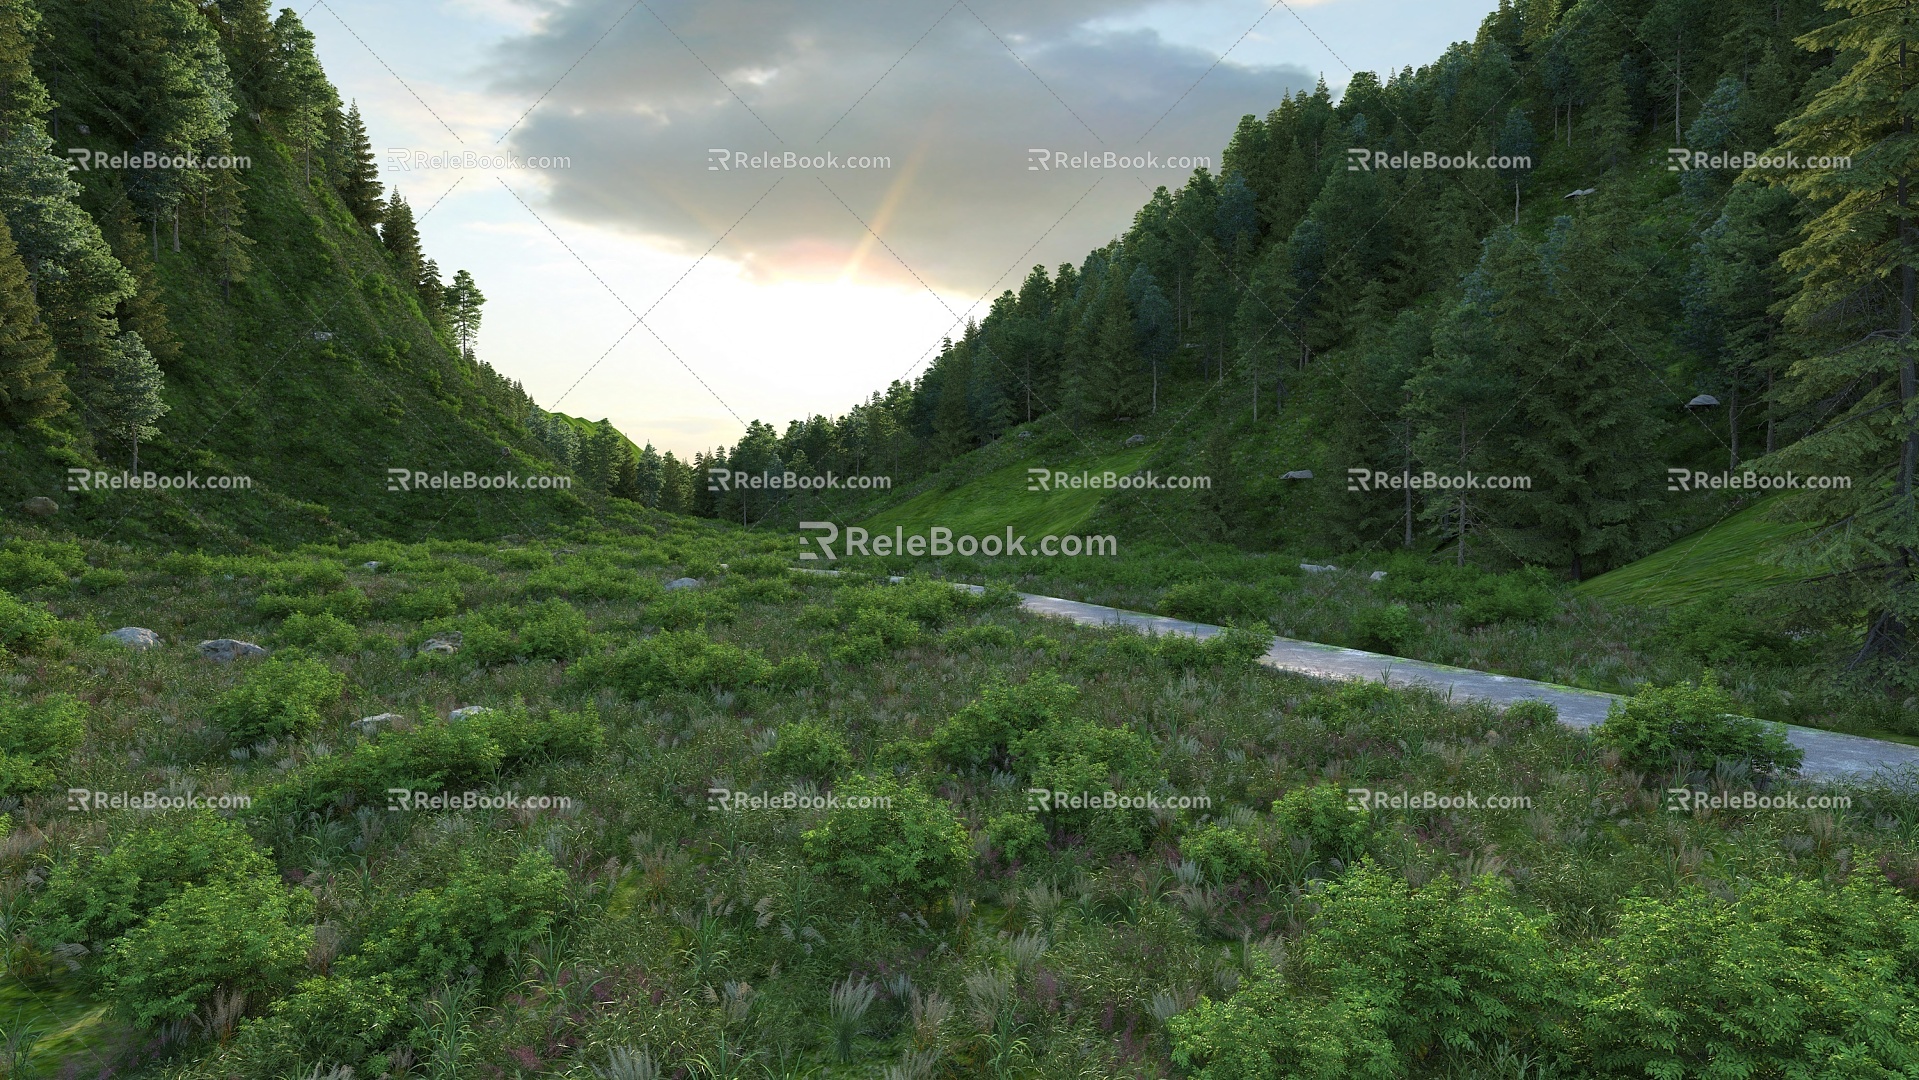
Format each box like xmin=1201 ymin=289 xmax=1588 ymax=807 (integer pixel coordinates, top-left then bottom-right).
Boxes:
xmin=664 ymin=577 xmax=701 ymax=591
xmin=448 ymin=705 xmax=492 ymax=721
xmin=1369 ymin=570 xmax=1388 ymax=582
xmin=1124 ymin=434 xmax=1147 ymax=447
xmin=353 ymin=712 xmax=403 ymax=734
xmin=102 ymin=627 xmax=162 ymax=650
xmin=419 ymin=632 xmax=461 ymax=656
xmin=362 ymin=561 xmax=383 ymax=571
xmin=1299 ymin=563 xmax=1339 ymax=574
xmin=198 ymin=638 xmax=267 ymax=662
xmin=20 ymin=497 xmax=56 ymax=517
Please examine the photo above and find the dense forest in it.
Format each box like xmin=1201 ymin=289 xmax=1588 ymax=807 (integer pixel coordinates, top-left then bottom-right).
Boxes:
xmin=683 ymin=0 xmax=1916 ymax=680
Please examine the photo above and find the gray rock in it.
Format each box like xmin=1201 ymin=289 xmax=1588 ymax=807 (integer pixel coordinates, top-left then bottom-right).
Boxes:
xmin=1016 ymin=430 xmax=1035 ymax=440
xmin=362 ymin=561 xmax=383 ymax=571
xmin=448 ymin=705 xmax=493 ymax=721
xmin=1299 ymin=563 xmax=1339 ymax=574
xmin=419 ymin=632 xmax=462 ymax=656
xmin=1123 ymin=434 xmax=1147 ymax=447
xmin=198 ymin=638 xmax=267 ymax=662
xmin=1369 ymin=570 xmax=1388 ymax=582
xmin=20 ymin=497 xmax=56 ymax=517
xmin=102 ymin=627 xmax=162 ymax=650
xmin=353 ymin=712 xmax=403 ymax=734
xmin=664 ymin=577 xmax=701 ymax=591
xmin=1280 ymin=470 xmax=1314 ymax=481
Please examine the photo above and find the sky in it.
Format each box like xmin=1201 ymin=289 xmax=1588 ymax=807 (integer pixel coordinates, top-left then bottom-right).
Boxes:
xmin=304 ymin=0 xmax=1498 ymax=457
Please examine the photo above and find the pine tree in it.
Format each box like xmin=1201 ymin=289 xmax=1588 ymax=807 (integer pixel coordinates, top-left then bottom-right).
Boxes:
xmin=0 ymin=212 xmax=63 ymax=420
xmin=634 ymin=442 xmax=663 ymax=506
xmin=335 ymin=101 xmax=385 ymax=226
xmin=446 ymin=269 xmax=485 ymax=360
xmin=1127 ymin=264 xmax=1174 ymax=412
xmin=1766 ymin=0 xmax=1919 ymax=671
xmin=210 ymin=0 xmax=276 ymax=105
xmin=0 ymin=0 xmax=50 ymax=139
xmin=269 ymin=8 xmax=332 ymax=183
xmin=417 ymin=258 xmax=446 ymax=331
xmin=90 ymin=331 xmax=168 ymax=472
xmin=380 ymin=191 xmax=423 ymax=283
xmin=102 ymin=207 xmax=181 ymax=367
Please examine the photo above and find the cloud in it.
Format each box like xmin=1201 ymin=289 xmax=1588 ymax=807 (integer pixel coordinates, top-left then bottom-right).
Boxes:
xmin=485 ymin=0 xmax=1313 ymax=295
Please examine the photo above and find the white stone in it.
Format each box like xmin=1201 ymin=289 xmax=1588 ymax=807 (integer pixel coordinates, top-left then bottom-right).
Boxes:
xmin=102 ymin=627 xmax=161 ymax=650
xmin=198 ymin=638 xmax=266 ymax=662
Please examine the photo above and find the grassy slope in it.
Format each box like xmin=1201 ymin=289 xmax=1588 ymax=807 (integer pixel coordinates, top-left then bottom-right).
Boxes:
xmin=861 ymin=446 xmax=1152 ymax=540
xmin=6 ymin=123 xmax=592 ymax=545
xmin=1575 ymin=498 xmax=1810 ymax=608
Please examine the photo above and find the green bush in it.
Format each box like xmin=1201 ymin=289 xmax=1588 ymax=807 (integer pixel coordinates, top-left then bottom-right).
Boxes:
xmin=577 ymin=630 xmax=772 ymax=697
xmin=651 ymin=587 xmax=739 ymax=629
xmin=497 ymin=548 xmax=553 ymax=570
xmin=729 ymin=554 xmax=791 ymax=577
xmin=102 ymin=876 xmax=315 ymax=1026
xmin=0 ymin=589 xmax=58 ymax=653
xmin=1662 ymin=604 xmax=1796 ymax=665
xmin=1171 ymin=867 xmax=1561 ymax=1078
xmin=1580 ymin=877 xmax=1919 ymax=1077
xmin=1182 ymin=824 xmax=1269 ymax=883
xmin=36 ymin=813 xmax=274 ymax=950
xmin=101 ymin=874 xmax=314 ymax=1028
xmin=235 ymin=973 xmax=410 ymax=1078
xmin=929 ymin=671 xmax=1081 ymax=769
xmin=802 ymin=775 xmax=972 ymax=902
xmin=1159 ymin=578 xmax=1295 ymax=623
xmin=79 ymin=568 xmax=129 ymax=592
xmin=0 ymin=550 xmax=70 ymax=591
xmin=518 ymin=598 xmax=591 ymax=660
xmin=277 ymin=611 xmax=360 ymax=653
xmin=763 ymin=721 xmax=851 ymax=780
xmin=382 ymin=584 xmax=462 ymax=620
xmin=471 ymin=699 xmax=604 ymax=768
xmin=1350 ymin=604 xmax=1418 ymax=654
xmin=154 ymin=552 xmax=214 ymax=578
xmin=770 ymin=654 xmax=822 ymax=688
xmin=1272 ymin=784 xmax=1372 ymax=868
xmin=208 ymin=656 xmax=346 ymax=744
xmin=255 ymin=588 xmax=369 ymax=620
xmin=1384 ymin=563 xmax=1558 ymax=627
xmin=340 ymin=849 xmax=566 ymax=989
xmin=1592 ymin=674 xmax=1802 ymax=777
xmin=526 ymin=560 xmax=664 ymax=602
xmin=1157 ymin=625 xmax=1275 ymax=670
xmin=0 ymin=693 xmax=84 ymax=798
xmin=1503 ymin=699 xmax=1559 ymax=729
xmin=986 ymin=812 xmax=1047 ymax=863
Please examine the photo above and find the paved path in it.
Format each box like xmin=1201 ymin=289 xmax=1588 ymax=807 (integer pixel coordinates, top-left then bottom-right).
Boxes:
xmin=1008 ymin=591 xmax=1919 ymax=781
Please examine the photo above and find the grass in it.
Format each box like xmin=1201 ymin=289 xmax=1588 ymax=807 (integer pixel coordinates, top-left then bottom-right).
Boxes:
xmin=861 ymin=446 xmax=1153 ymax=541
xmin=4 ymin=516 xmax=1919 ymax=1078
xmin=1575 ymin=498 xmax=1810 ymax=607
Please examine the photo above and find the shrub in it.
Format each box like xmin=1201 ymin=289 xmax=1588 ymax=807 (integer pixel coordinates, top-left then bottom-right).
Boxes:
xmin=277 ymin=611 xmax=359 ymax=653
xmin=576 ymin=630 xmax=772 ymax=698
xmin=729 ymin=554 xmax=790 ymax=577
xmin=986 ymin=812 xmax=1047 ymax=864
xmin=1182 ymin=824 xmax=1269 ymax=883
xmin=802 ymin=776 xmax=972 ymax=902
xmin=78 ymin=568 xmax=128 ymax=592
xmin=1592 ymin=674 xmax=1802 ymax=777
xmin=340 ymin=849 xmax=566 ymax=989
xmin=1662 ymin=605 xmax=1795 ymax=665
xmin=930 ymin=672 xmax=1081 ymax=769
xmin=518 ymin=598 xmax=591 ymax=660
xmin=1157 ymin=626 xmax=1275 ymax=670
xmin=36 ymin=813 xmax=274 ymax=950
xmin=0 ymin=589 xmax=58 ymax=653
xmin=1272 ymin=784 xmax=1372 ymax=868
xmin=497 ymin=548 xmax=553 ymax=570
xmin=769 ymin=654 xmax=821 ymax=688
xmin=1013 ymin=718 xmax=1161 ymax=853
xmin=1170 ymin=867 xmax=1562 ymax=1078
xmin=526 ymin=561 xmax=663 ymax=602
xmin=382 ymin=584 xmax=462 ymax=620
xmin=102 ymin=876 xmax=315 ymax=1026
xmin=0 ymin=693 xmax=85 ymax=798
xmin=1503 ymin=699 xmax=1559 ymax=729
xmin=651 ymin=588 xmax=739 ymax=629
xmin=208 ymin=656 xmax=346 ymax=743
xmin=763 ymin=722 xmax=851 ymax=780
xmin=1458 ymin=570 xmax=1558 ymax=627
xmin=1581 ymin=877 xmax=1919 ymax=1077
xmin=154 ymin=552 xmax=214 ymax=578
xmin=235 ymin=973 xmax=410 ymax=1078
xmin=1159 ymin=578 xmax=1295 ymax=623
xmin=1350 ymin=603 xmax=1418 ymax=654
xmin=0 ymin=550 xmax=69 ymax=591
xmin=469 ymin=699 xmax=604 ymax=767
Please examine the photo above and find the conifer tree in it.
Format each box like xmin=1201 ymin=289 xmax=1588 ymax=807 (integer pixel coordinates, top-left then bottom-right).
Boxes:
xmin=90 ymin=331 xmax=167 ymax=472
xmin=446 ymin=269 xmax=485 ymax=360
xmin=335 ymin=102 xmax=385 ymax=226
xmin=380 ymin=191 xmax=423 ymax=283
xmin=0 ymin=212 xmax=63 ymax=421
xmin=417 ymin=258 xmax=445 ymax=331
xmin=269 ymin=8 xmax=332 ymax=183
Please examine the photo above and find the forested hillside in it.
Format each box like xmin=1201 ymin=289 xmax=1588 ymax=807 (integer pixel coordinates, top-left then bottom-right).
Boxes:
xmin=691 ymin=0 xmax=1916 ymax=682
xmin=0 ymin=0 xmax=613 ymax=542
